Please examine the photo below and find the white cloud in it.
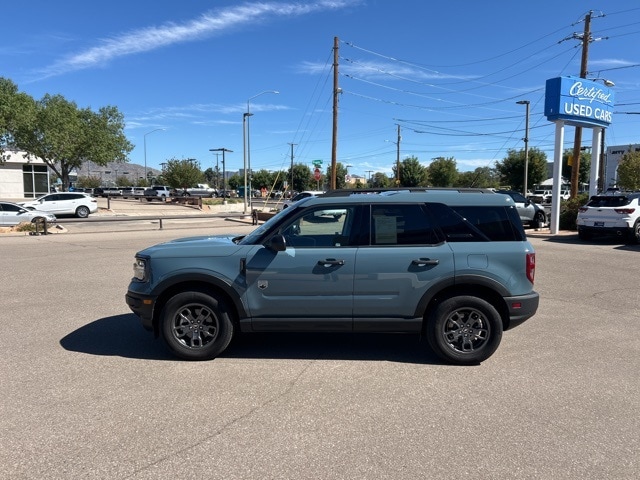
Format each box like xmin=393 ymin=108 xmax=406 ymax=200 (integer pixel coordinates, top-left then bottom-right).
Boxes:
xmin=37 ymin=1 xmax=359 ymax=78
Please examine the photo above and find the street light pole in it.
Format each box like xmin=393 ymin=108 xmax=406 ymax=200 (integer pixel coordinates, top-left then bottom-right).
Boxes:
xmin=242 ymin=112 xmax=253 ymax=215
xmin=209 ymin=148 xmax=233 ymax=204
xmin=143 ymin=128 xmax=165 ymax=183
xmin=246 ymin=90 xmax=279 ymax=210
xmin=516 ymin=100 xmax=530 ymax=197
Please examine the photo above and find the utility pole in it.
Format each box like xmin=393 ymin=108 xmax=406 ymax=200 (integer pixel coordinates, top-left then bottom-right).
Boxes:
xmin=209 ymin=148 xmax=232 ymax=204
xmin=395 ymin=124 xmax=401 ymax=186
xmin=569 ymin=11 xmax=592 ymax=199
xmin=331 ymin=36 xmax=339 ymax=190
xmin=288 ymin=142 xmax=297 ymax=195
xmin=366 ymin=170 xmax=373 ymax=185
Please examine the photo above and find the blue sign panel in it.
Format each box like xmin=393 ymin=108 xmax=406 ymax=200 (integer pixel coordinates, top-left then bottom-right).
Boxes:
xmin=544 ymin=77 xmax=614 ymax=128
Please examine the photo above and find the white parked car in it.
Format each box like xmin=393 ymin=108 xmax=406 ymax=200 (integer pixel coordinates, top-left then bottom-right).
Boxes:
xmin=0 ymin=201 xmax=57 ymax=226
xmin=577 ymin=192 xmax=640 ymax=244
xmin=20 ymin=192 xmax=98 ymax=218
xmin=282 ymin=190 xmax=325 ymax=209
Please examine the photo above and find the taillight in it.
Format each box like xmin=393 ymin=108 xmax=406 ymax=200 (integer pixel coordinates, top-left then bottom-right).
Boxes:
xmin=614 ymin=208 xmax=635 ymax=214
xmin=578 ymin=207 xmax=588 ymax=213
xmin=526 ymin=253 xmax=535 ymax=284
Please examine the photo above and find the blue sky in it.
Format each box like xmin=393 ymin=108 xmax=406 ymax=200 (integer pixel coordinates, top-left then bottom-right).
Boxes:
xmin=3 ymin=1 xmax=640 ymax=180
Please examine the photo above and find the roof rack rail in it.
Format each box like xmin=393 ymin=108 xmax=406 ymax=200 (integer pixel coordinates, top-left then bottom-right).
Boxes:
xmin=321 ymin=187 xmax=496 ymax=197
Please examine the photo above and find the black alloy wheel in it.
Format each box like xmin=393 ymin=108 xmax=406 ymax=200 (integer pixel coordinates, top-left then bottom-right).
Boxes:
xmin=161 ymin=291 xmax=234 ymax=360
xmin=427 ymin=296 xmax=503 ymax=365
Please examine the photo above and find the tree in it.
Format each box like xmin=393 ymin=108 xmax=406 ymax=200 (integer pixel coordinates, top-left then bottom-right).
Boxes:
xmin=326 ymin=162 xmax=349 ymax=189
xmin=495 ymin=147 xmax=547 ymax=192
xmin=616 ymin=148 xmax=640 ymax=191
xmin=0 ymin=78 xmax=36 ymax=160
xmin=428 ymin=157 xmax=458 ymax=187
xmin=455 ymin=167 xmax=500 ymax=188
xmin=562 ymin=149 xmax=590 ymax=186
xmin=251 ymin=169 xmax=275 ymax=190
xmin=289 ymin=163 xmax=313 ymax=192
xmin=76 ymin=175 xmax=102 ymax=188
xmin=203 ymin=167 xmax=220 ymax=188
xmin=370 ymin=172 xmax=391 ymax=188
xmin=7 ymin=87 xmax=133 ymax=190
xmin=228 ymin=174 xmax=242 ymax=190
xmin=396 ymin=156 xmax=427 ymax=187
xmin=162 ymin=158 xmax=204 ymax=189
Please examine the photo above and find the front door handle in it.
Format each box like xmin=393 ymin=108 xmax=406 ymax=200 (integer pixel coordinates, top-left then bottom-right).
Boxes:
xmin=411 ymin=258 xmax=439 ymax=267
xmin=317 ymin=258 xmax=345 ymax=267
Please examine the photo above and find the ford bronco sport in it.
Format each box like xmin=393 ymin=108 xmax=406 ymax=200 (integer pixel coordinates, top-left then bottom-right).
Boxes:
xmin=126 ymin=188 xmax=539 ymax=365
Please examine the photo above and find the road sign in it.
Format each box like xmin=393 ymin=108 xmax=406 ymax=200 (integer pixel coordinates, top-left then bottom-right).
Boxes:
xmin=312 ymin=159 xmax=323 ymax=167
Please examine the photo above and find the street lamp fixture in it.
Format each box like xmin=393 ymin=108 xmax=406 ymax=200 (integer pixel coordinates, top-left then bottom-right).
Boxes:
xmin=245 ymin=90 xmax=279 ymax=212
xmin=516 ymin=100 xmax=530 ymax=197
xmin=589 ymin=78 xmax=615 ymax=87
xmin=209 ymin=148 xmax=233 ymax=204
xmin=143 ymin=128 xmax=165 ymax=182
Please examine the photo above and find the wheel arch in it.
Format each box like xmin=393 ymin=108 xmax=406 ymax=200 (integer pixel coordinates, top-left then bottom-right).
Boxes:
xmin=150 ymin=274 xmax=247 ymax=337
xmin=417 ymin=281 xmax=510 ymax=332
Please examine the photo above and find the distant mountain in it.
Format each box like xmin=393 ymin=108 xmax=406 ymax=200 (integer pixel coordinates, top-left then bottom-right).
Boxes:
xmin=74 ymin=160 xmax=161 ymax=184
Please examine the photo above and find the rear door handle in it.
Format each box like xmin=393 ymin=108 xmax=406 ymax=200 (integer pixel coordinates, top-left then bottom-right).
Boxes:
xmin=411 ymin=258 xmax=439 ymax=267
xmin=318 ymin=258 xmax=345 ymax=267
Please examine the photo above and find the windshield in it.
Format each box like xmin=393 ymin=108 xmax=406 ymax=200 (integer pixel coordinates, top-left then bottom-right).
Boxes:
xmin=237 ymin=207 xmax=295 ymax=245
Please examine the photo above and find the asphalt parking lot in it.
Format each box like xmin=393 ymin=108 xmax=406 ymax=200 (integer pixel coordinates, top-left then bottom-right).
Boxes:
xmin=1 ymin=221 xmax=638 ymax=479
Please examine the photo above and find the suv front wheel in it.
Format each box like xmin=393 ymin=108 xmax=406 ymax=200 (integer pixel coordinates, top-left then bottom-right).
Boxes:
xmin=160 ymin=291 xmax=234 ymax=360
xmin=427 ymin=296 xmax=503 ymax=365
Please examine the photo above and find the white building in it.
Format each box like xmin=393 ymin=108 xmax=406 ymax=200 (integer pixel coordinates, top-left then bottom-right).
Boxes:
xmin=0 ymin=150 xmax=51 ymax=199
xmin=605 ymin=144 xmax=640 ymax=190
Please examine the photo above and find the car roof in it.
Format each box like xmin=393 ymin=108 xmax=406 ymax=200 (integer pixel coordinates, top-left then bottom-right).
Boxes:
xmin=303 ymin=189 xmax=512 ymax=207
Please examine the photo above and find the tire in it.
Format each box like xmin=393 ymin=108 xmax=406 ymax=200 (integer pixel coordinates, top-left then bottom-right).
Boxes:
xmin=426 ymin=296 xmax=503 ymax=365
xmin=626 ymin=220 xmax=640 ymax=245
xmin=532 ymin=211 xmax=545 ymax=229
xmin=75 ymin=206 xmax=90 ymax=218
xmin=160 ymin=291 xmax=234 ymax=360
xmin=30 ymin=216 xmax=45 ymax=224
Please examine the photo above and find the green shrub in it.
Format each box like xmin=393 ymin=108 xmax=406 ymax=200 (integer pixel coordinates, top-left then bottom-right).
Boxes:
xmin=559 ymin=193 xmax=589 ymax=231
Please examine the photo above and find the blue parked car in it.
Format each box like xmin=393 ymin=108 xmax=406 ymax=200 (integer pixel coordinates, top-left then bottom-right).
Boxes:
xmin=126 ymin=188 xmax=539 ymax=365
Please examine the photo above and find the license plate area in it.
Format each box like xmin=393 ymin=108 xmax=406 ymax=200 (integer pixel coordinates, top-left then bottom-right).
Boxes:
xmin=594 ymin=221 xmax=605 ymax=227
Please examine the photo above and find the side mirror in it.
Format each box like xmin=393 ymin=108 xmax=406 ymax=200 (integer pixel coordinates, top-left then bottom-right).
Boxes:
xmin=265 ymin=234 xmax=286 ymax=252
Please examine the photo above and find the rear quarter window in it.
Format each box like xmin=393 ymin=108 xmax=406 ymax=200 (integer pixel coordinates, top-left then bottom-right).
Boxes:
xmin=427 ymin=203 xmax=525 ymax=242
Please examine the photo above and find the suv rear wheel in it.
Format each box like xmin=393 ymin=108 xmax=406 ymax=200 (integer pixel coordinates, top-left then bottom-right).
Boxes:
xmin=160 ymin=291 xmax=234 ymax=360
xmin=627 ymin=220 xmax=640 ymax=245
xmin=75 ymin=205 xmax=90 ymax=218
xmin=427 ymin=296 xmax=503 ymax=365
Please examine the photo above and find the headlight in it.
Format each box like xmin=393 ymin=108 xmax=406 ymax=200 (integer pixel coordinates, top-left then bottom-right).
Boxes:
xmin=133 ymin=258 xmax=148 ymax=281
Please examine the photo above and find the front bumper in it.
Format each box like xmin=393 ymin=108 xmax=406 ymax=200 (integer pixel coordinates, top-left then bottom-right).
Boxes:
xmin=504 ymin=291 xmax=539 ymax=329
xmin=125 ymin=291 xmax=157 ymax=332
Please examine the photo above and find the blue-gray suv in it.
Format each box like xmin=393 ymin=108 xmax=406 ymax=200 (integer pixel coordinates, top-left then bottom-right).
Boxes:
xmin=126 ymin=189 xmax=539 ymax=365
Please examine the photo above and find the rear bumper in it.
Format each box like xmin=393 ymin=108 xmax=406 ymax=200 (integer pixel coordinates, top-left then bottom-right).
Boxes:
xmin=577 ymin=225 xmax=631 ymax=236
xmin=504 ymin=291 xmax=539 ymax=329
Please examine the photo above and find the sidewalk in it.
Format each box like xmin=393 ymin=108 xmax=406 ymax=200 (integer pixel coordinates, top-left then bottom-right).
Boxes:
xmin=526 ymin=227 xmax=576 ymax=237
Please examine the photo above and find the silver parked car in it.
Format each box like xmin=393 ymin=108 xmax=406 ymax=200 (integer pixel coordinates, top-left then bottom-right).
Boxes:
xmin=20 ymin=192 xmax=98 ymax=218
xmin=0 ymin=201 xmax=57 ymax=226
xmin=496 ymin=190 xmax=546 ymax=229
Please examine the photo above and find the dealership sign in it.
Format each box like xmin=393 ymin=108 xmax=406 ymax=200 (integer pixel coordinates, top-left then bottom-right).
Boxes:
xmin=544 ymin=77 xmax=614 ymax=128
